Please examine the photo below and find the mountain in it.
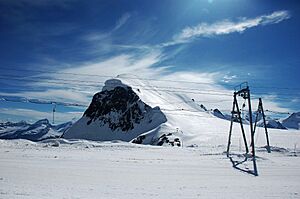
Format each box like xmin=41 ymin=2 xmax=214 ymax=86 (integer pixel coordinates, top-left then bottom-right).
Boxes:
xmin=211 ymin=108 xmax=288 ymax=130
xmin=0 ymin=119 xmax=73 ymax=141
xmin=64 ymin=79 xmax=167 ymax=141
xmin=282 ymin=112 xmax=300 ymax=129
xmin=65 ymin=76 xmax=298 ymax=146
xmin=257 ymin=119 xmax=287 ymax=130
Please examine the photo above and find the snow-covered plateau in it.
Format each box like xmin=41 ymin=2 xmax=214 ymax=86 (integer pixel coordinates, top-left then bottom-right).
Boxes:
xmin=0 ymin=134 xmax=299 ymax=199
xmin=1 ymin=77 xmax=300 ymax=198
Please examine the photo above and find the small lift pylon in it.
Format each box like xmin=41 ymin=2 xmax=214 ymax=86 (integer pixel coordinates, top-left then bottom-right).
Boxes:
xmin=253 ymin=98 xmax=271 ymax=153
xmin=226 ymin=82 xmax=258 ymax=175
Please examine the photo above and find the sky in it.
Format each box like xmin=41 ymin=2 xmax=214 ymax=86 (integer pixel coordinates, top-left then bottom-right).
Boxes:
xmin=0 ymin=0 xmax=299 ymax=123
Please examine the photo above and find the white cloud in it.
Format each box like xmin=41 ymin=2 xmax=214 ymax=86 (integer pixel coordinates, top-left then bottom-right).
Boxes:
xmin=222 ymin=75 xmax=237 ymax=83
xmin=1 ymin=50 xmax=168 ymax=107
xmin=291 ymin=98 xmax=299 ymax=103
xmin=171 ymin=10 xmax=290 ymax=45
xmin=113 ymin=13 xmax=131 ymax=31
xmin=58 ymin=50 xmax=166 ymax=78
xmin=251 ymin=94 xmax=292 ymax=113
xmin=83 ymin=13 xmax=131 ymax=42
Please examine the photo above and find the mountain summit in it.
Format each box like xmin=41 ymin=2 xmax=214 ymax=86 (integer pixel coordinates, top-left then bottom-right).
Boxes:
xmin=282 ymin=112 xmax=300 ymax=129
xmin=64 ymin=79 xmax=167 ymax=141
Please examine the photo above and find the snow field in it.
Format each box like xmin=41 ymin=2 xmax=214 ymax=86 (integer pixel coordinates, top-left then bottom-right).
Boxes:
xmin=0 ymin=136 xmax=299 ymax=199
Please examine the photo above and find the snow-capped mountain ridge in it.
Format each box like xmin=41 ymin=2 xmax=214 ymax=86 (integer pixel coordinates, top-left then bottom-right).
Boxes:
xmin=0 ymin=120 xmax=28 ymax=128
xmin=282 ymin=112 xmax=300 ymax=129
xmin=0 ymin=119 xmax=72 ymax=141
xmin=210 ymin=108 xmax=295 ymax=130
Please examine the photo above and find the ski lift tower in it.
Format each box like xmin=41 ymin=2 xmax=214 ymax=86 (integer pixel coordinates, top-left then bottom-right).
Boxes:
xmin=226 ymin=82 xmax=257 ymax=175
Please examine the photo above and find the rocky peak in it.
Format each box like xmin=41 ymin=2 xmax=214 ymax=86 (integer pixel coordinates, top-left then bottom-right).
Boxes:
xmin=282 ymin=112 xmax=300 ymax=129
xmin=84 ymin=79 xmax=157 ymax=132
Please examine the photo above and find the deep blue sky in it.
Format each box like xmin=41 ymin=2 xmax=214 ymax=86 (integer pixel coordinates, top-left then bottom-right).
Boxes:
xmin=0 ymin=0 xmax=299 ymax=122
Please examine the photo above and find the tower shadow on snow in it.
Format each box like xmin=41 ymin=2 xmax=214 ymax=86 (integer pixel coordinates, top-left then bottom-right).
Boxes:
xmin=229 ymin=155 xmax=258 ymax=176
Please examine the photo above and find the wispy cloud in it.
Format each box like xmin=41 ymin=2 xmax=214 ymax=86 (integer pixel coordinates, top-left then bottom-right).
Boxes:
xmin=59 ymin=50 xmax=166 ymax=78
xmin=113 ymin=13 xmax=131 ymax=31
xmin=83 ymin=12 xmax=131 ymax=42
xmin=1 ymin=50 xmax=168 ymax=105
xmin=169 ymin=10 xmax=290 ymax=45
xmin=222 ymin=74 xmax=237 ymax=83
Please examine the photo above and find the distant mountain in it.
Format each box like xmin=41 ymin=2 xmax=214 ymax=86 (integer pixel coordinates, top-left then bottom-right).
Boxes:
xmin=210 ymin=109 xmax=289 ymax=130
xmin=64 ymin=79 xmax=167 ymax=141
xmin=0 ymin=119 xmax=73 ymax=141
xmin=282 ymin=112 xmax=300 ymax=129
xmin=257 ymin=119 xmax=287 ymax=130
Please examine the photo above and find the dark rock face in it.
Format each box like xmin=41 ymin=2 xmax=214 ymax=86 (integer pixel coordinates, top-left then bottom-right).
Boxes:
xmin=156 ymin=133 xmax=181 ymax=147
xmin=84 ymin=86 xmax=153 ymax=132
xmin=212 ymin=109 xmax=226 ymax=119
xmin=132 ymin=132 xmax=181 ymax=147
xmin=131 ymin=135 xmax=146 ymax=144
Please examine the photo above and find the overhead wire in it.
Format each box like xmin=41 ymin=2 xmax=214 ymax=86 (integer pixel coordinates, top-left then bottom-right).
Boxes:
xmin=1 ymin=74 xmax=300 ymax=100
xmin=0 ymin=68 xmax=297 ymax=117
xmin=1 ymin=67 xmax=300 ymax=98
xmin=1 ymin=67 xmax=300 ymax=90
xmin=0 ymin=75 xmax=236 ymax=96
xmin=0 ymin=73 xmax=232 ymax=93
xmin=0 ymin=94 xmax=292 ymax=117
